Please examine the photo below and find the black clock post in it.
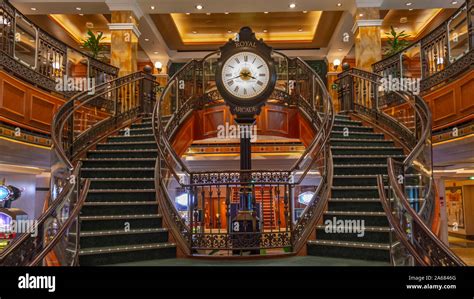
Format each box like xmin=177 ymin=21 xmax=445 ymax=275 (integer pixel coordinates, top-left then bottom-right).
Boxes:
xmin=215 ymin=27 xmax=277 ymax=253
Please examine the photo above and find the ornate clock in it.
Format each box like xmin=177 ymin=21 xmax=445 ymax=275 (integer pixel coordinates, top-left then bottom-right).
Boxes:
xmin=215 ymin=27 xmax=277 ymax=118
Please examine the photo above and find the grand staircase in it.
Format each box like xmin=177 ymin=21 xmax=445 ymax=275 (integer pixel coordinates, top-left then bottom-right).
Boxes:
xmin=77 ymin=115 xmax=176 ymax=265
xmin=307 ymin=113 xmax=406 ymax=262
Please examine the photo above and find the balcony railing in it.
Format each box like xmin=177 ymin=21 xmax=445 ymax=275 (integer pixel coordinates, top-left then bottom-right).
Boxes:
xmin=0 ymin=0 xmax=118 ymax=96
xmin=372 ymin=0 xmax=474 ymax=92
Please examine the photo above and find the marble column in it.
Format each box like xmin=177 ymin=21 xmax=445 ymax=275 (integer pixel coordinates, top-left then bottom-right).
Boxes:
xmin=353 ymin=8 xmax=383 ymax=72
xmin=109 ymin=11 xmax=139 ymax=77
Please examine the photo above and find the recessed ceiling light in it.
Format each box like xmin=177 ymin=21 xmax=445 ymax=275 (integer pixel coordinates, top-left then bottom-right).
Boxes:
xmin=264 ymin=11 xmax=269 ymax=14
xmin=79 ymin=13 xmax=84 ymax=16
xmin=338 ymin=48 xmax=343 ymax=51
xmin=76 ymin=7 xmax=82 ymax=11
xmin=298 ymin=28 xmax=303 ymax=32
xmin=289 ymin=3 xmax=296 ymax=9
xmin=359 ymin=13 xmax=364 ymax=17
xmin=154 ymin=51 xmax=159 ymax=54
xmin=303 ymin=11 xmax=308 ymax=13
xmin=408 ymin=8 xmax=413 ymax=11
xmin=185 ymin=12 xmax=191 ymax=15
xmin=206 ymin=12 xmax=211 ymax=15
xmin=196 ymin=4 xmax=203 ymax=10
xmin=30 ymin=7 xmax=37 ymax=11
xmin=144 ymin=38 xmax=149 ymax=41
xmin=405 ymin=2 xmax=412 ymax=6
xmin=225 ymin=12 xmax=229 ymax=14
xmin=150 ymin=6 xmax=155 ymax=10
xmin=227 ymin=30 xmax=232 ymax=33
xmin=451 ymin=1 xmax=458 ymax=4
xmin=263 ymin=29 xmax=268 ymax=33
xmin=337 ymin=3 xmax=342 ymax=6
xmin=192 ymin=31 xmax=198 ymax=34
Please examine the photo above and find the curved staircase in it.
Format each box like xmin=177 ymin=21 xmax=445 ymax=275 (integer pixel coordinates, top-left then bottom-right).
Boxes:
xmin=78 ymin=115 xmax=176 ymax=265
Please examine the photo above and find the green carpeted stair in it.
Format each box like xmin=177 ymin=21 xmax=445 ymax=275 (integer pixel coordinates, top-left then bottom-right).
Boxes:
xmin=307 ymin=114 xmax=408 ymax=262
xmin=77 ymin=115 xmax=176 ymax=266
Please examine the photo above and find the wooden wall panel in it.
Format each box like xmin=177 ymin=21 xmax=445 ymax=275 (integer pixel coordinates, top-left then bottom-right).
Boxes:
xmin=424 ymin=70 xmax=474 ymax=130
xmin=30 ymin=96 xmax=54 ymax=127
xmin=202 ymin=108 xmax=226 ymax=137
xmin=265 ymin=108 xmax=289 ymax=135
xmin=1 ymin=81 xmax=26 ymax=118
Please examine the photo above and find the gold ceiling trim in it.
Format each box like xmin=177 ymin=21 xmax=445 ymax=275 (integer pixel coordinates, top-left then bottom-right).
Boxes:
xmin=49 ymin=14 xmax=112 ymax=44
xmin=170 ymin=12 xmax=322 ymax=45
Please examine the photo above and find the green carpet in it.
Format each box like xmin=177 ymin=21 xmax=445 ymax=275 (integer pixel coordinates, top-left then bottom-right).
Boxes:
xmin=108 ymin=256 xmax=390 ymax=267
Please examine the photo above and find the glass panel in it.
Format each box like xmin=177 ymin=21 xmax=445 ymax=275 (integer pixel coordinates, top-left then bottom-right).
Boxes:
xmin=14 ymin=14 xmax=37 ymax=68
xmin=448 ymin=7 xmax=469 ymax=63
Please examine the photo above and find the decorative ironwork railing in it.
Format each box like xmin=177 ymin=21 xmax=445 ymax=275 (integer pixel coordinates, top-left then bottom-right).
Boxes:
xmin=0 ymin=67 xmax=162 ymax=266
xmin=0 ymin=0 xmax=118 ymax=95
xmin=337 ymin=67 xmax=465 ymax=266
xmin=372 ymin=0 xmax=474 ymax=92
xmin=153 ymin=52 xmax=334 ymax=255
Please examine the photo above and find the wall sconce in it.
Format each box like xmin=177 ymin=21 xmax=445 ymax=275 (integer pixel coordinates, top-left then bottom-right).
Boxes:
xmin=154 ymin=61 xmax=163 ymax=73
xmin=333 ymin=59 xmax=341 ymax=71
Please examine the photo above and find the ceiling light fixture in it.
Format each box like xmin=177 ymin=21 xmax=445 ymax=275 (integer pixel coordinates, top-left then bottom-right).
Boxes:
xmin=405 ymin=2 xmax=412 ymax=6
xmin=228 ymin=30 xmax=232 ymax=33
xmin=359 ymin=13 xmax=364 ymax=17
xmin=196 ymin=4 xmax=203 ymax=10
xmin=333 ymin=59 xmax=341 ymax=70
xmin=409 ymin=8 xmax=413 ymax=11
xmin=263 ymin=29 xmax=268 ymax=33
xmin=144 ymin=38 xmax=149 ymax=41
xmin=154 ymin=51 xmax=159 ymax=54
xmin=30 ymin=7 xmax=37 ymax=11
xmin=337 ymin=3 xmax=342 ymax=7
xmin=264 ymin=11 xmax=269 ymax=14
xmin=451 ymin=1 xmax=458 ymax=4
xmin=192 ymin=31 xmax=198 ymax=34
xmin=303 ymin=11 xmax=308 ymax=13
xmin=206 ymin=12 xmax=211 ymax=15
xmin=298 ymin=28 xmax=303 ymax=32
xmin=289 ymin=3 xmax=296 ymax=9
xmin=79 ymin=13 xmax=84 ymax=16
xmin=150 ymin=6 xmax=155 ymax=10
xmin=76 ymin=7 xmax=82 ymax=11
xmin=225 ymin=12 xmax=229 ymax=14
xmin=185 ymin=12 xmax=191 ymax=15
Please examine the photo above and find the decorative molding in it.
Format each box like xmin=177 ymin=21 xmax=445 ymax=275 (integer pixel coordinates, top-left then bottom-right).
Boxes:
xmin=108 ymin=23 xmax=141 ymax=38
xmin=105 ymin=0 xmax=144 ymax=20
xmin=352 ymin=19 xmax=384 ymax=34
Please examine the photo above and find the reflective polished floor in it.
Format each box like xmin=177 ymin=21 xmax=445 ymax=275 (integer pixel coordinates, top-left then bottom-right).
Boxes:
xmin=449 ymin=236 xmax=474 ymax=266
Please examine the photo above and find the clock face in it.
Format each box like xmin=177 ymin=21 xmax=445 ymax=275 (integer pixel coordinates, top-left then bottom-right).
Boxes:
xmin=221 ymin=51 xmax=271 ymax=100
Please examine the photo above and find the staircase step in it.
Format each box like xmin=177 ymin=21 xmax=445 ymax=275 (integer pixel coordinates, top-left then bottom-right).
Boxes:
xmin=96 ymin=141 xmax=157 ymax=150
xmin=81 ymin=214 xmax=163 ymax=231
xmin=328 ymin=197 xmax=384 ymax=212
xmin=331 ymin=186 xmax=381 ymax=198
xmin=89 ymin=178 xmax=155 ymax=190
xmin=333 ymin=119 xmax=363 ymax=126
xmin=331 ymin=146 xmax=404 ymax=156
xmin=330 ymin=138 xmax=394 ymax=147
xmin=332 ymin=125 xmax=374 ymax=132
xmin=79 ymin=243 xmax=176 ymax=266
xmin=130 ymin=122 xmax=152 ymax=129
xmin=119 ymin=128 xmax=153 ymax=136
xmin=108 ymin=134 xmax=155 ymax=143
xmin=331 ymin=131 xmax=385 ymax=139
xmin=81 ymin=168 xmax=154 ymax=178
xmin=315 ymin=225 xmax=392 ymax=243
xmin=81 ymin=201 xmax=158 ymax=216
xmin=323 ymin=211 xmax=389 ymax=227
xmin=307 ymin=240 xmax=390 ymax=262
xmin=334 ymin=164 xmax=388 ymax=175
xmin=333 ymin=175 xmax=379 ymax=186
xmin=81 ymin=158 xmax=156 ymax=169
xmin=79 ymin=228 xmax=169 ymax=249
xmin=87 ymin=189 xmax=155 ymax=202
xmin=333 ymin=155 xmax=405 ymax=165
xmin=87 ymin=149 xmax=158 ymax=159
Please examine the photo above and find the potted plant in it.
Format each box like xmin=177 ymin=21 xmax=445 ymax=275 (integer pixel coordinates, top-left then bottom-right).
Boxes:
xmin=384 ymin=26 xmax=411 ymax=57
xmin=82 ymin=29 xmax=106 ymax=60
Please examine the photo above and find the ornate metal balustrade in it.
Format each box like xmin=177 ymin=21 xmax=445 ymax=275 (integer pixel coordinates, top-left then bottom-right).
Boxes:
xmin=0 ymin=0 xmax=118 ymax=96
xmin=0 ymin=67 xmax=162 ymax=266
xmin=337 ymin=67 xmax=465 ymax=266
xmin=372 ymin=0 xmax=474 ymax=92
xmin=153 ymin=52 xmax=334 ymax=255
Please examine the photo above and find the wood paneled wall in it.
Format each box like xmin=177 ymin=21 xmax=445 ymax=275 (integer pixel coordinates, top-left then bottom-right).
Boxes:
xmin=171 ymin=104 xmax=316 ymax=155
xmin=424 ymin=70 xmax=474 ymax=130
